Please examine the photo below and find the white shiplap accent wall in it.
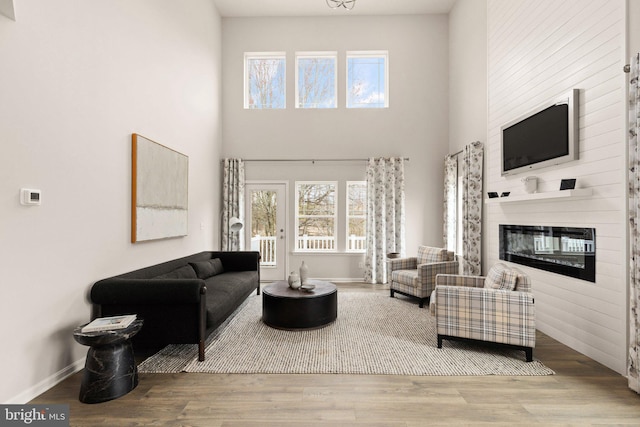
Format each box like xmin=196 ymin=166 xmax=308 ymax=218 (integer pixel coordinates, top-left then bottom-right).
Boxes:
xmin=486 ymin=0 xmax=626 ymax=373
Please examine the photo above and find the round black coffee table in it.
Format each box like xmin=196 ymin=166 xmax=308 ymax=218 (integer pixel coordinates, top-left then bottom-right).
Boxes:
xmin=262 ymin=280 xmax=337 ymax=330
xmin=73 ymin=319 xmax=143 ymax=404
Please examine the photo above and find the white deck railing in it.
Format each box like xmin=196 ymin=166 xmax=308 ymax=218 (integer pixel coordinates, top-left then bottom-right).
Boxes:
xmin=252 ymin=234 xmax=366 ymax=264
xmin=297 ymin=235 xmax=335 ymax=251
xmin=251 ymin=235 xmax=277 ymax=266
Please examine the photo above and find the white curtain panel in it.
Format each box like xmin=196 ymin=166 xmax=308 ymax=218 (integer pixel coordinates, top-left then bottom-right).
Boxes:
xmin=461 ymin=141 xmax=483 ymax=276
xmin=628 ymin=52 xmax=640 ymax=394
xmin=221 ymin=158 xmax=245 ymax=251
xmin=364 ymin=157 xmax=406 ymax=284
xmin=443 ymin=155 xmax=458 ymax=252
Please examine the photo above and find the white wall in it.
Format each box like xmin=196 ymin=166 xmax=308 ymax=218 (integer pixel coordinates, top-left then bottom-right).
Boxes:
xmin=221 ymin=15 xmax=449 ymax=280
xmin=449 ymin=0 xmax=487 ymax=154
xmin=486 ymin=0 xmax=627 ymax=373
xmin=0 ymin=0 xmax=222 ymax=403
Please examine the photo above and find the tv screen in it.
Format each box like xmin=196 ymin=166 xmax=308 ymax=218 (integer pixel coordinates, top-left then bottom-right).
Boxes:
xmin=501 ymin=89 xmax=578 ymax=176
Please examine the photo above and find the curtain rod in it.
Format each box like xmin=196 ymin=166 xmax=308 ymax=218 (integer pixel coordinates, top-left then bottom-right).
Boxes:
xmin=230 ymin=157 xmax=410 ymax=163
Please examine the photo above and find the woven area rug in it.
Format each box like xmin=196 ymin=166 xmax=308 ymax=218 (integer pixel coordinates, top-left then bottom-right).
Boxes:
xmin=138 ymin=291 xmax=554 ymax=376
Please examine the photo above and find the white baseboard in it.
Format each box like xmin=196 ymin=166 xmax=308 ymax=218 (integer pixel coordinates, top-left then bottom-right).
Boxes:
xmin=7 ymin=358 xmax=85 ymax=404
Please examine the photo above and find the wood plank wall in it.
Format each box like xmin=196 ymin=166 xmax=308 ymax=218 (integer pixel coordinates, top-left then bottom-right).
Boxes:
xmin=485 ymin=0 xmax=627 ymax=374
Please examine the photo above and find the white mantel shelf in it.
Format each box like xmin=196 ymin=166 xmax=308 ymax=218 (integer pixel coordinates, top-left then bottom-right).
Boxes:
xmin=485 ymin=188 xmax=593 ymax=204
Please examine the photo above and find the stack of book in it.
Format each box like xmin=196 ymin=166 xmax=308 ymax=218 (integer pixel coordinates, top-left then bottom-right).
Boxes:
xmin=81 ymin=314 xmax=137 ymax=333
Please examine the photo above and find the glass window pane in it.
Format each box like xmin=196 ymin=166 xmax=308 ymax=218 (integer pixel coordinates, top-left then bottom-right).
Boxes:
xmin=246 ymin=55 xmax=285 ymax=109
xmin=297 ymin=56 xmax=336 ymax=109
xmin=348 ymin=218 xmax=366 ymax=236
xmin=348 ymin=183 xmax=367 ymax=216
xmin=298 ymin=218 xmax=335 ymax=237
xmin=346 ymin=181 xmax=367 ymax=252
xmin=298 ymin=183 xmax=336 ymax=215
xmin=250 ymin=190 xmax=277 ymax=236
xmin=347 ymin=54 xmax=387 ymax=108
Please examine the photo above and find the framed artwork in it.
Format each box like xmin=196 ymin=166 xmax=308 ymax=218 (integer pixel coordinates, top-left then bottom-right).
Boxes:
xmin=131 ymin=134 xmax=188 ymax=243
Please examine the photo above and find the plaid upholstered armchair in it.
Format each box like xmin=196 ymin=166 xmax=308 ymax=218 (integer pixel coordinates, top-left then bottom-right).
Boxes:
xmin=430 ymin=263 xmax=535 ymax=362
xmin=388 ymin=246 xmax=458 ymax=308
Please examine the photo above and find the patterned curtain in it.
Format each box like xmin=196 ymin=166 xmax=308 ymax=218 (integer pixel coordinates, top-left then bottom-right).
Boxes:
xmin=628 ymin=52 xmax=640 ymax=394
xmin=364 ymin=157 xmax=406 ymax=284
xmin=443 ymin=155 xmax=458 ymax=252
xmin=461 ymin=141 xmax=483 ymax=276
xmin=221 ymin=159 xmax=245 ymax=251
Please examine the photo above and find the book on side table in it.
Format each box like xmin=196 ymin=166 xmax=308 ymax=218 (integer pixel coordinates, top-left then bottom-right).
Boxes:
xmin=81 ymin=314 xmax=137 ymax=333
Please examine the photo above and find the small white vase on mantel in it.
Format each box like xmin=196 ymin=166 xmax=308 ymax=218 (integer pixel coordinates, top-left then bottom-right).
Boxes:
xmin=299 ymin=261 xmax=309 ymax=285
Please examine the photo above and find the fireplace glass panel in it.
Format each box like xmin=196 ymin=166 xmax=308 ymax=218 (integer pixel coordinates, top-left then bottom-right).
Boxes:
xmin=499 ymin=225 xmax=595 ymax=282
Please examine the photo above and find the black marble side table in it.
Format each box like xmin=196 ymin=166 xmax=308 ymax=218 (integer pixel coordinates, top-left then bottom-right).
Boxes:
xmin=73 ymin=319 xmax=143 ymax=404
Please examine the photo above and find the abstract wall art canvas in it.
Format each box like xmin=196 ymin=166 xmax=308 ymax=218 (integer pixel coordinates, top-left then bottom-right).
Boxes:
xmin=131 ymin=134 xmax=188 ymax=243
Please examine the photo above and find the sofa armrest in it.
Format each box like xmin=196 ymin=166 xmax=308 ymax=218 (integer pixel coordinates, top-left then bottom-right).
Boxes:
xmin=435 ymin=273 xmax=485 ymax=288
xmin=434 ymin=285 xmax=536 ymax=348
xmin=209 ymin=251 xmax=260 ymax=272
xmin=388 ymin=257 xmax=418 ymax=271
xmin=91 ymin=278 xmax=206 ymax=305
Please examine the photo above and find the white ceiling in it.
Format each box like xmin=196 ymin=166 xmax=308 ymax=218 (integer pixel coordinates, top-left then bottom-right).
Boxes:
xmin=211 ymin=0 xmax=457 ymax=17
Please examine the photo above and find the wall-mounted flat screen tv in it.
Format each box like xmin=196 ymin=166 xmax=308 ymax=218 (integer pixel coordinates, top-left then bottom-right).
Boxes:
xmin=501 ymin=89 xmax=578 ymax=176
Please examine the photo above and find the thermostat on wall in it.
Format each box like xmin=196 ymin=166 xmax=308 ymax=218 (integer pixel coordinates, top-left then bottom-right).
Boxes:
xmin=21 ymin=188 xmax=41 ymax=206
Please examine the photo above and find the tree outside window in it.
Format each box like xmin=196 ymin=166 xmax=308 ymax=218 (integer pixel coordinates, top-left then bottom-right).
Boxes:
xmin=346 ymin=181 xmax=367 ymax=252
xmin=245 ymin=53 xmax=286 ymax=109
xmin=296 ymin=182 xmax=337 ymax=251
xmin=296 ymin=52 xmax=337 ymax=109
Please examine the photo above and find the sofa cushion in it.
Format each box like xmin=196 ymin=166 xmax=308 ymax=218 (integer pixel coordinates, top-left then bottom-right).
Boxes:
xmin=154 ymin=265 xmax=197 ymax=280
xmin=391 ymin=269 xmax=419 ymax=287
xmin=204 ymin=271 xmax=260 ymax=329
xmin=484 ymin=264 xmax=517 ymax=291
xmin=190 ymin=258 xmax=224 ymax=279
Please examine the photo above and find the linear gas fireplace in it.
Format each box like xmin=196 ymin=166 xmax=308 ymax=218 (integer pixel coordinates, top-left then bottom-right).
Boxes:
xmin=499 ymin=225 xmax=595 ymax=282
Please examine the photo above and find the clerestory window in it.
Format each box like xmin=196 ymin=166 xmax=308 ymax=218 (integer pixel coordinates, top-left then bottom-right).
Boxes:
xmin=295 ymin=52 xmax=337 ymax=109
xmin=244 ymin=52 xmax=286 ymax=109
xmin=346 ymin=51 xmax=389 ymax=108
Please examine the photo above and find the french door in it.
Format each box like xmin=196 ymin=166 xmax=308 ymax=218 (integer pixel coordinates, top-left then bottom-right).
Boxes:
xmin=245 ymin=182 xmax=288 ymax=281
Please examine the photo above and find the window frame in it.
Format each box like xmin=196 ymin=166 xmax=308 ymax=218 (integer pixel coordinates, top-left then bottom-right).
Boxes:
xmin=345 ymin=181 xmax=367 ymax=253
xmin=295 ymin=181 xmax=338 ymax=252
xmin=295 ymin=51 xmax=338 ymax=109
xmin=244 ymin=52 xmax=287 ymax=109
xmin=346 ymin=50 xmax=389 ymax=109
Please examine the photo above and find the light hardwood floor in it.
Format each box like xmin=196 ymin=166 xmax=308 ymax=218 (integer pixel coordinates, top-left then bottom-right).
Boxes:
xmin=31 ymin=284 xmax=640 ymax=426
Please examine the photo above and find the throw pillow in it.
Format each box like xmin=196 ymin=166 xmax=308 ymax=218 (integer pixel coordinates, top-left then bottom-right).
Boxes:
xmin=154 ymin=265 xmax=197 ymax=280
xmin=484 ymin=265 xmax=518 ymax=291
xmin=484 ymin=266 xmax=505 ymax=290
xmin=501 ymin=269 xmax=519 ymax=291
xmin=189 ymin=258 xmax=224 ymax=279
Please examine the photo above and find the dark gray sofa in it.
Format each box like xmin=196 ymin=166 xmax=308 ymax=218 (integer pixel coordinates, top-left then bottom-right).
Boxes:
xmin=90 ymin=251 xmax=260 ymax=361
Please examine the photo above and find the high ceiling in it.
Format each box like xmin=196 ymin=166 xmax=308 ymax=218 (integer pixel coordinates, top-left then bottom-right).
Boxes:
xmin=211 ymin=0 xmax=457 ymax=17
